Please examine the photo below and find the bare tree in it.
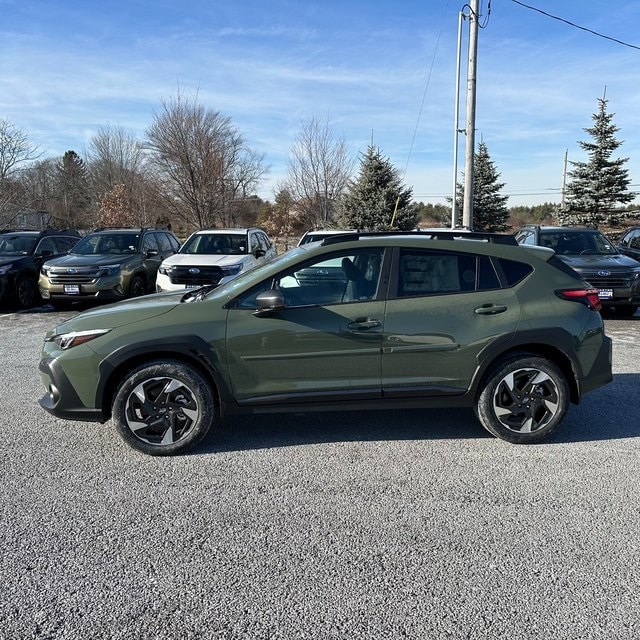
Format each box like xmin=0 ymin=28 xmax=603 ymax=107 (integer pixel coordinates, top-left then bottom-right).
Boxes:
xmin=87 ymin=125 xmax=160 ymax=227
xmin=145 ymin=92 xmax=267 ymax=229
xmin=0 ymin=119 xmax=42 ymax=227
xmin=281 ymin=115 xmax=355 ymax=229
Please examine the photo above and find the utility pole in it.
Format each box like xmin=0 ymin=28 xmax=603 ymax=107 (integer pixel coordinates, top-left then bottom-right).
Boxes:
xmin=561 ymin=149 xmax=568 ymax=208
xmin=451 ymin=8 xmax=465 ymax=229
xmin=462 ymin=0 xmax=480 ymax=230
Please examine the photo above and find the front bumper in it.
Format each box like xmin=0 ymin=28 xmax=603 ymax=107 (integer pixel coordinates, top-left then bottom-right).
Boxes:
xmin=39 ymin=357 xmax=105 ymax=422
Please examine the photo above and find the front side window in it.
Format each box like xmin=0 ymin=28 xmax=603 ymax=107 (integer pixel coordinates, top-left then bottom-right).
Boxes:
xmin=143 ymin=234 xmax=159 ymax=253
xmin=235 ymin=248 xmax=385 ymax=309
xmin=35 ymin=237 xmax=57 ymax=255
xmin=54 ymin=236 xmax=79 ymax=253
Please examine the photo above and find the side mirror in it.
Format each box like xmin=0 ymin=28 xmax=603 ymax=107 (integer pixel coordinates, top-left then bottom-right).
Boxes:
xmin=145 ymin=249 xmax=159 ymax=258
xmin=37 ymin=250 xmax=54 ymax=259
xmin=253 ymin=289 xmax=285 ymax=317
xmin=253 ymin=248 xmax=266 ymax=258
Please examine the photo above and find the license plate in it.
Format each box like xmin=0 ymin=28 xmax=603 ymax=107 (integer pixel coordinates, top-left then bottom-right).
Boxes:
xmin=597 ymin=288 xmax=613 ymax=299
xmin=64 ymin=284 xmax=80 ymax=295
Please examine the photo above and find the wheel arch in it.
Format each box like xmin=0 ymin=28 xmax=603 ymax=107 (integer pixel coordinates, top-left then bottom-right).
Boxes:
xmin=473 ymin=336 xmax=580 ymax=405
xmin=96 ymin=338 xmax=230 ymax=420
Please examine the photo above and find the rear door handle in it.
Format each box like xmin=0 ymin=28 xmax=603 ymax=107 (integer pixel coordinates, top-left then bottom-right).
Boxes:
xmin=474 ymin=304 xmax=507 ymax=315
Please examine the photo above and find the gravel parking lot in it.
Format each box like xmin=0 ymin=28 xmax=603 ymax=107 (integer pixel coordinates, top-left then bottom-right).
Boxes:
xmin=0 ymin=305 xmax=639 ymax=640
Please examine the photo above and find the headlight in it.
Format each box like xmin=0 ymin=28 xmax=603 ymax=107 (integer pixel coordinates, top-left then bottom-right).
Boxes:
xmin=632 ymin=269 xmax=640 ymax=280
xmin=158 ymin=264 xmax=172 ymax=275
xmin=0 ymin=263 xmax=13 ymax=276
xmin=96 ymin=264 xmax=121 ymax=277
xmin=48 ymin=328 xmax=111 ymax=350
xmin=221 ymin=264 xmax=243 ymax=277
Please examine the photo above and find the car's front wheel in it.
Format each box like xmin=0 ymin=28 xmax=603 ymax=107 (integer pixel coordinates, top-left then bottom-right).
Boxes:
xmin=128 ymin=275 xmax=146 ymax=298
xmin=476 ymin=355 xmax=569 ymax=444
xmin=112 ymin=360 xmax=215 ymax=456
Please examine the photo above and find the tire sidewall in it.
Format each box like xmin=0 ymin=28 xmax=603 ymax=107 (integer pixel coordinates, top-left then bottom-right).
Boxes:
xmin=112 ymin=360 xmax=215 ymax=456
xmin=476 ymin=355 xmax=569 ymax=444
xmin=129 ymin=276 xmax=146 ymax=298
xmin=16 ymin=276 xmax=39 ymax=308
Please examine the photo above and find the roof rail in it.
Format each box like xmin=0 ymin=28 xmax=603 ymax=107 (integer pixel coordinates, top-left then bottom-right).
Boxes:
xmin=321 ymin=230 xmax=518 ymax=246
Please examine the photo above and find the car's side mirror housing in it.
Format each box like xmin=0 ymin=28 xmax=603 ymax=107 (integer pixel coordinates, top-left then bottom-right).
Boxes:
xmin=145 ymin=249 xmax=159 ymax=258
xmin=253 ymin=289 xmax=285 ymax=317
xmin=253 ymin=248 xmax=266 ymax=258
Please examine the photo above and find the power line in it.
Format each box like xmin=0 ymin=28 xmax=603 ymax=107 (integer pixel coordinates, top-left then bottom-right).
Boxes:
xmin=511 ymin=0 xmax=640 ymax=50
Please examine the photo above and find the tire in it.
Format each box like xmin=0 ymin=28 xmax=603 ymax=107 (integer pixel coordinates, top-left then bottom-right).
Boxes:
xmin=15 ymin=276 xmax=39 ymax=308
xmin=475 ymin=355 xmax=569 ymax=444
xmin=614 ymin=305 xmax=638 ymax=318
xmin=128 ymin=276 xmax=146 ymax=298
xmin=50 ymin=299 xmax=73 ymax=311
xmin=112 ymin=360 xmax=215 ymax=456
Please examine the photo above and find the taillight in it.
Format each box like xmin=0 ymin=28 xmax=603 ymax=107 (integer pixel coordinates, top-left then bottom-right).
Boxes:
xmin=555 ymin=288 xmax=602 ymax=311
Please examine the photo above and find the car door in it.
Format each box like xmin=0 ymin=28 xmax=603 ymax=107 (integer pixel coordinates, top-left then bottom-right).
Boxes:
xmin=382 ymin=248 xmax=521 ymax=396
xmin=225 ymin=247 xmax=387 ymax=405
xmin=617 ymin=228 xmax=640 ymax=261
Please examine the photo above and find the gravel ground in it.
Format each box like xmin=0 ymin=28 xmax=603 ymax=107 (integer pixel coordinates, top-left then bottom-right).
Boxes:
xmin=0 ymin=306 xmax=638 ymax=640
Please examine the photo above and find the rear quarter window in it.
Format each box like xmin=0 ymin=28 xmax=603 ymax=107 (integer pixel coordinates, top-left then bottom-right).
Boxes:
xmin=497 ymin=258 xmax=534 ymax=286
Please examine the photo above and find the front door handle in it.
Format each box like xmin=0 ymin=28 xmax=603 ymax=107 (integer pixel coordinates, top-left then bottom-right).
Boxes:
xmin=347 ymin=318 xmax=382 ymax=331
xmin=475 ymin=304 xmax=508 ymax=315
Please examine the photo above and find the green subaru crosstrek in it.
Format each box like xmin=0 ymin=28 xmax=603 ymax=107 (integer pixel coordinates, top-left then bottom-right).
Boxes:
xmin=39 ymin=231 xmax=612 ymax=456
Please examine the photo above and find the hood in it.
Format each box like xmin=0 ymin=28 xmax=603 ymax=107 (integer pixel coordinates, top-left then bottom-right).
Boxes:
xmin=46 ymin=253 xmax=135 ymax=268
xmin=162 ymin=253 xmax=246 ymax=268
xmin=558 ymin=253 xmax=640 ymax=271
xmin=51 ymin=291 xmax=184 ymax=335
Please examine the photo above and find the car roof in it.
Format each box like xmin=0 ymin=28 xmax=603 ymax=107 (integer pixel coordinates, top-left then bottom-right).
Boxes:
xmin=317 ymin=230 xmax=518 ymax=247
xmin=525 ymin=225 xmax=601 ymax=233
xmin=192 ymin=228 xmax=254 ymax=235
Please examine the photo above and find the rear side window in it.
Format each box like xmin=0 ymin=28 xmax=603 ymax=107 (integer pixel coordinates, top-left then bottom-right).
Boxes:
xmin=395 ymin=249 xmax=500 ymax=297
xmin=498 ymin=258 xmax=534 ymax=286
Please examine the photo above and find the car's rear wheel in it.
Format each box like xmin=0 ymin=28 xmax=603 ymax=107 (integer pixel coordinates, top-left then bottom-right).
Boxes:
xmin=16 ymin=276 xmax=39 ymax=308
xmin=129 ymin=276 xmax=145 ymax=298
xmin=476 ymin=355 xmax=569 ymax=443
xmin=112 ymin=360 xmax=215 ymax=456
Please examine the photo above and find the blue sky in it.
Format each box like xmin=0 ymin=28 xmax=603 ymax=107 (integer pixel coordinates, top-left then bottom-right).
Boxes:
xmin=2 ymin=0 xmax=640 ymax=207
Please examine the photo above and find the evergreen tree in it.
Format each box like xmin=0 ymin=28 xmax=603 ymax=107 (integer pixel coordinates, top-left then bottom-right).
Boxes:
xmin=455 ymin=142 xmax=510 ymax=232
xmin=560 ymin=97 xmax=635 ymax=226
xmin=53 ymin=150 xmax=92 ymax=228
xmin=337 ymin=146 xmax=417 ymax=231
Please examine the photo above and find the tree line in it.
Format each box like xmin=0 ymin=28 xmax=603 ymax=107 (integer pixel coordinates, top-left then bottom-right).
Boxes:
xmin=1 ymin=93 xmax=638 ymax=240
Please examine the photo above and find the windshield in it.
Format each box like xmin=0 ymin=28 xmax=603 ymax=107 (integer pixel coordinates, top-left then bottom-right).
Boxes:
xmin=73 ymin=233 xmax=140 ymax=255
xmin=181 ymin=233 xmax=247 ymax=255
xmin=541 ymin=231 xmax=618 ymax=256
xmin=0 ymin=234 xmax=37 ymax=256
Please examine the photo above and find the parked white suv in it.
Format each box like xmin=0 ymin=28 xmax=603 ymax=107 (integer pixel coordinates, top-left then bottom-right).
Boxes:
xmin=156 ymin=228 xmax=276 ymax=292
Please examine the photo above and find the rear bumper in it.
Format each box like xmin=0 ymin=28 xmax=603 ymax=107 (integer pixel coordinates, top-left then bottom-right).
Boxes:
xmin=580 ymin=334 xmax=613 ymax=396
